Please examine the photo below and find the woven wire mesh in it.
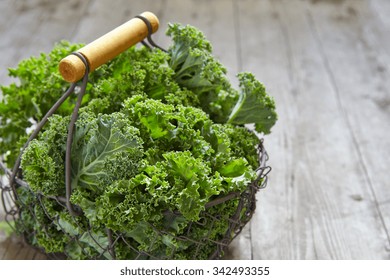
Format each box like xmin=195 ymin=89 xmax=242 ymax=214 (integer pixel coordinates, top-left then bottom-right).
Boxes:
xmin=0 ymin=140 xmax=269 ymax=260
xmin=0 ymin=16 xmax=271 ymax=259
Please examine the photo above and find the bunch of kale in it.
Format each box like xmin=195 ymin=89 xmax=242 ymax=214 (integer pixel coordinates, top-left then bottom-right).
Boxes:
xmin=0 ymin=24 xmax=277 ymax=259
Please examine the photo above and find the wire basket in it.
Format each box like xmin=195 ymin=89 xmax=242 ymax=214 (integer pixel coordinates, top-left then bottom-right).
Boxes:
xmin=0 ymin=12 xmax=271 ymax=260
xmin=1 ymin=143 xmax=269 ymax=260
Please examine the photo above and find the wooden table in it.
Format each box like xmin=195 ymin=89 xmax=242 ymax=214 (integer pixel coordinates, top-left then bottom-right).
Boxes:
xmin=1 ymin=0 xmax=389 ymax=260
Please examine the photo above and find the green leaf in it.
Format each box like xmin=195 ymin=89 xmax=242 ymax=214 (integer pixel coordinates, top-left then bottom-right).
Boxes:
xmin=57 ymin=213 xmax=80 ymax=236
xmin=125 ymin=221 xmax=152 ymax=245
xmin=227 ymin=72 xmax=277 ymax=134
xmin=218 ymin=158 xmax=248 ymax=177
xmin=5 ymin=23 xmax=277 ymax=260
xmin=79 ymin=229 xmax=111 ymax=259
xmin=71 ymin=112 xmax=143 ymax=191
xmin=166 ymin=23 xmax=237 ymax=123
xmin=176 ymin=182 xmax=204 ymax=221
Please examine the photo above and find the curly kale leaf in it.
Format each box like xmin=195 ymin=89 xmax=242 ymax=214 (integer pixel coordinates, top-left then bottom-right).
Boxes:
xmin=160 ymin=151 xmax=221 ymax=220
xmin=20 ymin=140 xmax=63 ymax=196
xmin=21 ymin=115 xmax=69 ymax=196
xmin=21 ymin=111 xmax=144 ymax=197
xmin=20 ymin=100 xmax=259 ymax=259
xmin=167 ymin=24 xmax=277 ymax=134
xmin=71 ymin=112 xmax=143 ymax=192
xmin=122 ymin=95 xmax=213 ymax=160
xmin=8 ymin=22 xmax=278 ymax=260
xmin=0 ymin=42 xmax=82 ymax=165
xmin=166 ymin=23 xmax=238 ymax=123
xmin=224 ymin=125 xmax=262 ymax=170
xmin=227 ymin=72 xmax=278 ymax=134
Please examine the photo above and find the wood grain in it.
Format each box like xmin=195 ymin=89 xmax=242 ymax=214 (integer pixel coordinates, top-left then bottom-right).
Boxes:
xmin=236 ymin=0 xmax=390 ymax=259
xmin=0 ymin=0 xmax=91 ymax=85
xmin=307 ymin=0 xmax=390 ymax=254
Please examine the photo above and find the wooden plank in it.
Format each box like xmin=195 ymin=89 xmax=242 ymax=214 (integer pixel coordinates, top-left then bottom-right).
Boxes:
xmin=370 ymin=0 xmax=390 ymax=35
xmin=237 ymin=0 xmax=389 ymax=259
xmin=0 ymin=235 xmax=46 ymax=260
xmin=370 ymin=0 xmax=390 ymax=57
xmin=71 ymin=0 xmax=166 ymax=44
xmin=22 ymin=0 xmax=92 ymax=51
xmin=234 ymin=0 xmax=303 ymax=260
xmin=307 ymin=0 xmax=390 ymax=250
xmin=0 ymin=0 xmax=91 ymax=86
xmin=71 ymin=0 xmax=131 ymax=43
xmin=0 ymin=0 xmax=17 ymax=34
xmin=0 ymin=0 xmax=45 ymax=85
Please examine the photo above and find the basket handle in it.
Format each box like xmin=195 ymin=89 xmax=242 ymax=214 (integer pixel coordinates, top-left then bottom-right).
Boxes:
xmin=59 ymin=11 xmax=160 ymax=82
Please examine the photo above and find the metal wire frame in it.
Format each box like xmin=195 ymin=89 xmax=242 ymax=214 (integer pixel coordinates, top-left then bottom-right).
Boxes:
xmin=135 ymin=15 xmax=167 ymax=52
xmin=1 ymin=138 xmax=269 ymax=259
xmin=2 ymin=13 xmax=168 ymax=220
xmin=0 ymin=15 xmax=271 ymax=260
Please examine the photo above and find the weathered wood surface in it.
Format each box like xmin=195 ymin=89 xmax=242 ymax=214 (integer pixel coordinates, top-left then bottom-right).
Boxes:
xmin=0 ymin=0 xmax=389 ymax=260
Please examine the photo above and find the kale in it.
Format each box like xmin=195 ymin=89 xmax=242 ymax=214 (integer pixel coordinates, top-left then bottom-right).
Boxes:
xmin=1 ymin=23 xmax=277 ymax=259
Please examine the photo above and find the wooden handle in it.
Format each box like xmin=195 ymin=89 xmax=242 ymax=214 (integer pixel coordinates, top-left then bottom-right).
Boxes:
xmin=59 ymin=11 xmax=159 ymax=82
